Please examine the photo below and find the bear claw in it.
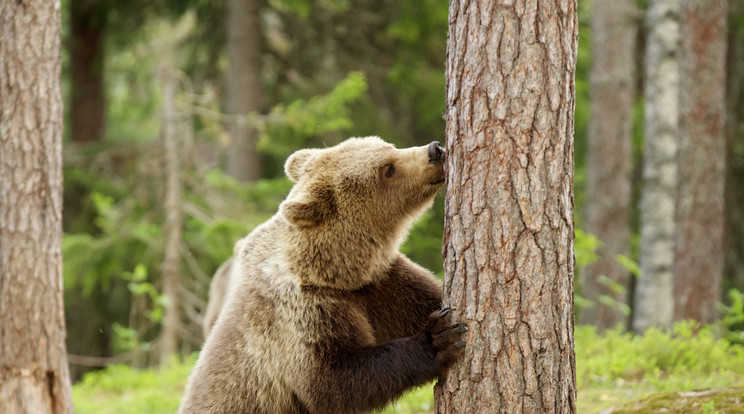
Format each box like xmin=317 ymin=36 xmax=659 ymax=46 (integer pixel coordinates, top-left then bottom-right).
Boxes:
xmin=453 ymin=323 xmax=468 ymax=333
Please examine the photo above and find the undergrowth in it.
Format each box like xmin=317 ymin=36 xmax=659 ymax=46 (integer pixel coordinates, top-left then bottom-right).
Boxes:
xmin=72 ymin=322 xmax=744 ymax=414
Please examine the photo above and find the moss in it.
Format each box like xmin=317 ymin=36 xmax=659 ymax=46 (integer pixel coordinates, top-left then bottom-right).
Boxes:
xmin=610 ymin=387 xmax=744 ymax=414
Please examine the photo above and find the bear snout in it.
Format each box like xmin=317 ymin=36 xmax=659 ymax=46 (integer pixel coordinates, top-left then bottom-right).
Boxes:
xmin=428 ymin=141 xmax=445 ymax=164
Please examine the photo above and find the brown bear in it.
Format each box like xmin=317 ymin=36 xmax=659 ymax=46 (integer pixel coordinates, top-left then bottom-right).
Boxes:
xmin=179 ymin=136 xmax=466 ymax=414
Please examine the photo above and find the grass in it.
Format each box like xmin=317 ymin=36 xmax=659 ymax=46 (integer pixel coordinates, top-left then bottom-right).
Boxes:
xmin=72 ymin=322 xmax=744 ymax=413
xmin=576 ymin=322 xmax=744 ymax=413
xmin=72 ymin=356 xmax=194 ymax=414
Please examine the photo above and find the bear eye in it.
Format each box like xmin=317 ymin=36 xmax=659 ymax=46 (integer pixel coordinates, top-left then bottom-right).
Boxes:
xmin=384 ymin=164 xmax=395 ymax=178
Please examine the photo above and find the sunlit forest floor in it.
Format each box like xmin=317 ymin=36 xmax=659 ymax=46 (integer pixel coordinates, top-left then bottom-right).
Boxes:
xmin=72 ymin=322 xmax=744 ymax=414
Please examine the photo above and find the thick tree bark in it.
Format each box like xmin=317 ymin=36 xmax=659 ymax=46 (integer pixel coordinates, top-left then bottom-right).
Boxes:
xmin=435 ymin=1 xmax=578 ymax=412
xmin=581 ymin=0 xmax=637 ymax=330
xmin=0 ymin=0 xmax=74 ymax=412
xmin=159 ymin=67 xmax=183 ymax=363
xmin=673 ymin=0 xmax=728 ymax=324
xmin=69 ymin=0 xmax=105 ymax=143
xmin=225 ymin=0 xmax=263 ymax=181
xmin=633 ymin=0 xmax=680 ymax=333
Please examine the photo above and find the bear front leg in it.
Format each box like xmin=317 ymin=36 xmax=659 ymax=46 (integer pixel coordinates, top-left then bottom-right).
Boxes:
xmin=295 ymin=308 xmax=466 ymax=414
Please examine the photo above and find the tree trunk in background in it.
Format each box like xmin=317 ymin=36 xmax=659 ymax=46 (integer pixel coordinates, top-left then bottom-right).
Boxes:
xmin=225 ymin=0 xmax=263 ymax=181
xmin=69 ymin=0 xmax=105 ymax=143
xmin=674 ymin=0 xmax=727 ymax=324
xmin=0 ymin=0 xmax=74 ymax=412
xmin=159 ymin=67 xmax=183 ymax=363
xmin=633 ymin=0 xmax=680 ymax=333
xmin=724 ymin=0 xmax=744 ymax=295
xmin=580 ymin=0 xmax=637 ymax=330
xmin=435 ymin=1 xmax=578 ymax=412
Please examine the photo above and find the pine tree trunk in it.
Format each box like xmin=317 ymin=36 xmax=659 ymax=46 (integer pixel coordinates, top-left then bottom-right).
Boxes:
xmin=0 ymin=0 xmax=74 ymax=412
xmin=225 ymin=0 xmax=263 ymax=181
xmin=674 ymin=0 xmax=728 ymax=324
xmin=633 ymin=0 xmax=681 ymax=333
xmin=581 ymin=0 xmax=637 ymax=330
xmin=435 ymin=1 xmax=578 ymax=412
xmin=159 ymin=66 xmax=183 ymax=363
xmin=69 ymin=0 xmax=105 ymax=143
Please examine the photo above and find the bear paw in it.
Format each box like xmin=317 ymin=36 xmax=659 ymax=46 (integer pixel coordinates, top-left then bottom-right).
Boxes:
xmin=424 ymin=307 xmax=467 ymax=375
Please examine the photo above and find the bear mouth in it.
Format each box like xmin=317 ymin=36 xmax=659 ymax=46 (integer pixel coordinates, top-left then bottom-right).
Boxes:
xmin=428 ymin=162 xmax=446 ymax=185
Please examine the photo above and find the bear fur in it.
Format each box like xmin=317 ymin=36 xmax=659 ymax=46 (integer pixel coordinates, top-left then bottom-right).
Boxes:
xmin=201 ymin=239 xmax=243 ymax=339
xmin=179 ymin=136 xmax=465 ymax=414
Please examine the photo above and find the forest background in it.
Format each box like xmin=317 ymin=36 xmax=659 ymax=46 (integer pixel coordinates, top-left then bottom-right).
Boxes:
xmin=34 ymin=0 xmax=744 ymax=412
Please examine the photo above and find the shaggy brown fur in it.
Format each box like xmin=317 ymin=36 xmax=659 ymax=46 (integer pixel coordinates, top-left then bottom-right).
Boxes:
xmin=179 ymin=137 xmax=464 ymax=414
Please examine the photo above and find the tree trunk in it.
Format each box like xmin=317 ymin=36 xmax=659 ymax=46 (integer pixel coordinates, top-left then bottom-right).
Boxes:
xmin=633 ymin=0 xmax=681 ymax=333
xmin=673 ymin=0 xmax=727 ymax=324
xmin=435 ymin=1 xmax=578 ymax=412
xmin=580 ymin=0 xmax=637 ymax=330
xmin=724 ymin=0 xmax=744 ymax=295
xmin=0 ymin=0 xmax=74 ymax=412
xmin=69 ymin=0 xmax=105 ymax=143
xmin=225 ymin=0 xmax=263 ymax=181
xmin=159 ymin=66 xmax=183 ymax=363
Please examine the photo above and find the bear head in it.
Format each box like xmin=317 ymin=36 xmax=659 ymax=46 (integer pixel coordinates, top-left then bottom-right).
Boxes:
xmin=279 ymin=136 xmax=446 ymax=290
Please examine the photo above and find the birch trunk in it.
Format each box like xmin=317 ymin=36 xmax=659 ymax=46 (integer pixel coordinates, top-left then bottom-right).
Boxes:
xmin=435 ymin=1 xmax=578 ymax=412
xmin=0 ymin=0 xmax=74 ymax=411
xmin=581 ymin=0 xmax=637 ymax=330
xmin=633 ymin=0 xmax=681 ymax=333
xmin=673 ymin=0 xmax=727 ymax=324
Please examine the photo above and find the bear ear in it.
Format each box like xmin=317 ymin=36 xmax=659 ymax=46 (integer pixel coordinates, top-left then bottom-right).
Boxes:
xmin=280 ymin=186 xmax=336 ymax=227
xmin=285 ymin=149 xmax=320 ymax=182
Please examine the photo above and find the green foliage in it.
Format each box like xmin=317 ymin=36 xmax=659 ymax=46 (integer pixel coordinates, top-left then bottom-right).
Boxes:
xmin=616 ymin=253 xmax=641 ymax=277
xmin=72 ymin=325 xmax=744 ymax=413
xmin=576 ymin=322 xmax=744 ymax=391
xmin=63 ymin=144 xmax=293 ymax=356
xmin=574 ymin=228 xmax=600 ymax=314
xmin=610 ymin=388 xmax=743 ymax=414
xmin=400 ymin=199 xmax=445 ymax=277
xmin=72 ymin=356 xmax=196 ymax=414
xmin=575 ymin=228 xmax=600 ymax=268
xmin=720 ymin=289 xmax=744 ymax=345
xmin=702 ymin=400 xmax=719 ymax=414
xmin=374 ymin=383 xmax=435 ymax=414
xmin=259 ymin=71 xmax=369 ymax=158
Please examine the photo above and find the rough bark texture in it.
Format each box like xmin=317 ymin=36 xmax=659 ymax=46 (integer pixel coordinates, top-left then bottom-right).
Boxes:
xmin=581 ymin=0 xmax=637 ymax=330
xmin=225 ymin=0 xmax=263 ymax=181
xmin=633 ymin=0 xmax=680 ymax=333
xmin=159 ymin=67 xmax=183 ymax=363
xmin=69 ymin=0 xmax=105 ymax=143
xmin=435 ymin=1 xmax=578 ymax=412
xmin=674 ymin=0 xmax=727 ymax=324
xmin=0 ymin=0 xmax=74 ymax=412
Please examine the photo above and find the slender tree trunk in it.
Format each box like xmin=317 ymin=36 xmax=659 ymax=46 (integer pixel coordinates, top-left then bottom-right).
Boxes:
xmin=69 ymin=0 xmax=105 ymax=143
xmin=673 ymin=0 xmax=727 ymax=324
xmin=724 ymin=0 xmax=744 ymax=294
xmin=581 ymin=0 xmax=637 ymax=329
xmin=633 ymin=0 xmax=681 ymax=333
xmin=435 ymin=1 xmax=578 ymax=412
xmin=0 ymin=0 xmax=74 ymax=412
xmin=159 ymin=66 xmax=183 ymax=363
xmin=225 ymin=0 xmax=263 ymax=181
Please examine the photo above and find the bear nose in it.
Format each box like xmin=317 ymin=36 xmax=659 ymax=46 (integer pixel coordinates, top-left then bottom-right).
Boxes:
xmin=428 ymin=141 xmax=445 ymax=163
